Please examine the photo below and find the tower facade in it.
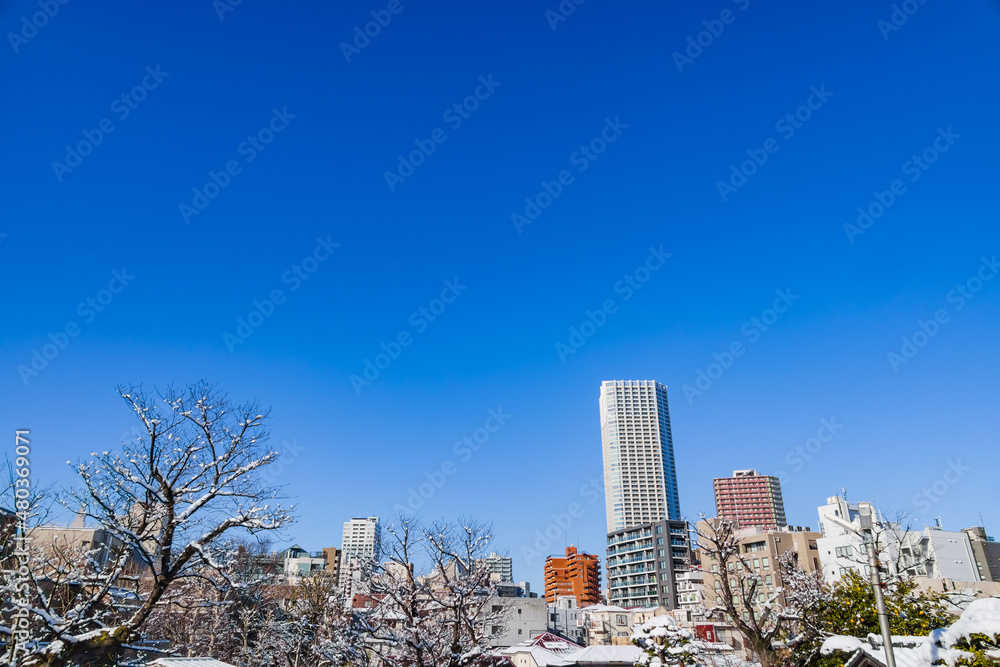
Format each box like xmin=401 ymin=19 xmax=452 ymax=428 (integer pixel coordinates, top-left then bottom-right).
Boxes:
xmin=600 ymin=380 xmax=680 ymax=533
xmin=713 ymin=469 xmax=787 ymax=530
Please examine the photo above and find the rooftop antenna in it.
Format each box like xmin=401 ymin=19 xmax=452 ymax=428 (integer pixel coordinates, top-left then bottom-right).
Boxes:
xmin=842 ymin=486 xmax=848 ymax=501
xmin=980 ymin=511 xmax=985 ymax=528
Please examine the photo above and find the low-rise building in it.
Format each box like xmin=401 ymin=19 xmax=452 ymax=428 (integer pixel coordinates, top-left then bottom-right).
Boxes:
xmin=579 ymin=604 xmax=633 ymax=646
xmin=699 ymin=520 xmax=823 ymax=620
xmin=280 ymin=544 xmax=326 ymax=584
xmin=548 ymin=595 xmax=587 ymax=645
xmin=816 ymin=497 xmax=980 ymax=584
xmin=489 ymin=597 xmax=548 ymax=647
xmin=963 ymin=526 xmax=1000 ymax=582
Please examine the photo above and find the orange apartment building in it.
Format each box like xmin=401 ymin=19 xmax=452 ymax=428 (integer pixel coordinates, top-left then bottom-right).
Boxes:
xmin=544 ymin=545 xmax=601 ymax=606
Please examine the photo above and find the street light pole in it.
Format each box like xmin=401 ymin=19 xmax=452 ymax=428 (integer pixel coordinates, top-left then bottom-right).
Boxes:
xmin=858 ymin=502 xmax=896 ymax=667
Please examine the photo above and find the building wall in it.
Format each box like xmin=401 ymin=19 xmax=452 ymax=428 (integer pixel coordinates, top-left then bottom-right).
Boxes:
xmin=545 ymin=546 xmax=601 ymax=606
xmin=964 ymin=528 xmax=1000 ymax=582
xmin=482 ymin=552 xmax=513 ymax=582
xmin=489 ymin=597 xmax=548 ymax=647
xmin=713 ymin=469 xmax=787 ymax=530
xmin=600 ymin=380 xmax=680 ymax=533
xmin=699 ymin=522 xmax=823 ymax=616
xmin=547 ymin=596 xmax=587 ymax=645
xmin=606 ymin=519 xmax=691 ymax=609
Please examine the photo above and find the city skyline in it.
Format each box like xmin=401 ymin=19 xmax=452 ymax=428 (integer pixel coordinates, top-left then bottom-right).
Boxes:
xmin=2 ymin=0 xmax=998 ymax=593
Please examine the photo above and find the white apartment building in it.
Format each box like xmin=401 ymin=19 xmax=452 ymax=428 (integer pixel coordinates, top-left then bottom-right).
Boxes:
xmin=481 ymin=552 xmax=514 ymax=582
xmin=600 ymin=380 xmax=680 ymax=534
xmin=547 ymin=595 xmax=587 ymax=645
xmin=816 ymin=496 xmax=980 ymax=584
xmin=339 ymin=516 xmax=380 ymax=597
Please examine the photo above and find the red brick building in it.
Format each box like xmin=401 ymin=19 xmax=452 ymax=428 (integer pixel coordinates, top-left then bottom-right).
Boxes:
xmin=713 ymin=469 xmax=786 ymax=530
xmin=544 ymin=545 xmax=601 ymax=606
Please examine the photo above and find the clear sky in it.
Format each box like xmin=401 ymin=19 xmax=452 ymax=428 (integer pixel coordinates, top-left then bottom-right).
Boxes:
xmin=1 ymin=0 xmax=998 ymax=588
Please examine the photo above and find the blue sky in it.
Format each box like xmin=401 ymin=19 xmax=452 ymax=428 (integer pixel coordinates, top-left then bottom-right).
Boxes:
xmin=1 ymin=0 xmax=998 ymax=586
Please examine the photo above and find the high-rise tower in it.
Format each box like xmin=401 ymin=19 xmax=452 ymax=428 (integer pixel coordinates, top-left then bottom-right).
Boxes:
xmin=600 ymin=380 xmax=680 ymax=533
xmin=713 ymin=469 xmax=786 ymax=530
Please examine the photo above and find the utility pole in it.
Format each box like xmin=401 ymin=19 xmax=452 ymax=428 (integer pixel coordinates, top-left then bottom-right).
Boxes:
xmin=858 ymin=502 xmax=896 ymax=667
xmin=825 ymin=502 xmax=897 ymax=667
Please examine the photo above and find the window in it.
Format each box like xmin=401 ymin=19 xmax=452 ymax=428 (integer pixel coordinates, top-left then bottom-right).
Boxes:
xmin=659 ymin=549 xmax=666 ymax=557
xmin=492 ymin=605 xmax=502 ymax=613
xmin=761 ymin=557 xmax=769 ymax=568
xmin=835 ymin=546 xmax=853 ymax=559
xmin=657 ymin=538 xmax=664 ymax=545
xmin=518 ymin=629 xmax=523 ymax=635
xmin=657 ymin=526 xmax=663 ymax=534
xmin=659 ymin=561 xmax=666 ymax=569
xmin=765 ymin=575 xmax=773 ymax=585
xmin=753 ymin=558 xmax=760 ymax=568
xmin=616 ymin=614 xmax=627 ymax=625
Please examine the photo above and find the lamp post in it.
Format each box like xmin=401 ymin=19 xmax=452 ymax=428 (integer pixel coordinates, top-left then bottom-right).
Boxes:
xmin=826 ymin=502 xmax=896 ymax=667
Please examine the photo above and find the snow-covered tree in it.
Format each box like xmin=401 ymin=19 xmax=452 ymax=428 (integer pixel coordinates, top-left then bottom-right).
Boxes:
xmin=631 ymin=614 xmax=699 ymax=667
xmin=0 ymin=383 xmax=294 ymax=667
xmin=359 ymin=516 xmax=508 ymax=667
xmin=696 ymin=517 xmax=829 ymax=667
xmin=797 ymin=569 xmax=954 ymax=667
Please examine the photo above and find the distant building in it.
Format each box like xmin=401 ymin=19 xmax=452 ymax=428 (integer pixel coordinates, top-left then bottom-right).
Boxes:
xmin=495 ymin=580 xmax=534 ymax=598
xmin=963 ymin=526 xmax=1000 ymax=582
xmin=339 ymin=517 xmax=380 ymax=598
xmin=544 ymin=546 xmax=601 ymax=607
xmin=599 ymin=380 xmax=680 ymax=533
xmin=698 ymin=521 xmax=824 ymax=616
xmin=578 ymin=604 xmax=635 ymax=646
xmin=488 ymin=597 xmax=548 ymax=647
xmin=547 ymin=595 xmax=587 ymax=645
xmin=29 ymin=519 xmax=130 ymax=570
xmin=322 ymin=546 xmax=341 ymax=585
xmin=480 ymin=552 xmax=513 ymax=582
xmin=816 ymin=496 xmax=980 ymax=584
xmin=606 ymin=519 xmax=691 ymax=609
xmin=280 ymin=545 xmax=325 ymax=584
xmin=713 ymin=469 xmax=787 ymax=530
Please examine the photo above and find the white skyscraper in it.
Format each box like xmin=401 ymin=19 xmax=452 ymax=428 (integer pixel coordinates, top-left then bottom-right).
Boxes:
xmin=600 ymin=380 xmax=680 ymax=533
